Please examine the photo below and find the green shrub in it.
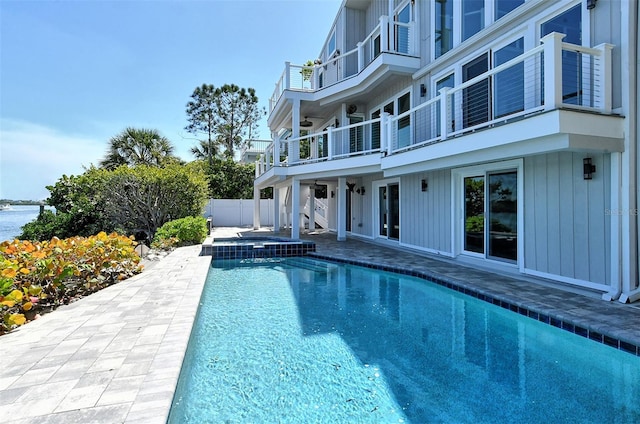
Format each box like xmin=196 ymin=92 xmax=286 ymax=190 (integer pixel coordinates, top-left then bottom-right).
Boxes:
xmin=152 ymin=216 xmax=208 ymax=249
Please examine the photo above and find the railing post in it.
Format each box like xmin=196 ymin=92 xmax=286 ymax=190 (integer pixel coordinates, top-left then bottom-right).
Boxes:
xmin=541 ymin=32 xmax=565 ymax=111
xmin=380 ymin=16 xmax=389 ymax=52
xmin=595 ymin=43 xmax=613 ymax=114
xmin=357 ymin=41 xmax=364 ymax=72
xmin=313 ymin=64 xmax=319 ymax=90
xmin=290 ymin=139 xmax=299 ymax=164
xmin=328 ymin=127 xmax=334 ymax=160
xmin=284 ymin=61 xmax=291 ymax=90
xmin=273 ymin=137 xmax=280 ymax=166
xmin=409 ymin=21 xmax=416 ymax=55
xmin=255 ymin=156 xmax=261 ymax=177
xmin=439 ymin=87 xmax=451 ymax=139
xmin=310 ymin=135 xmax=317 ymax=159
xmin=380 ymin=112 xmax=392 ymax=155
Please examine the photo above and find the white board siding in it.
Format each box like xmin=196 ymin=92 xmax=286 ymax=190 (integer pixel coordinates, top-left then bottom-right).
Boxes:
xmin=524 ymin=152 xmax=610 ymax=285
xmin=400 ymin=169 xmax=451 ymax=253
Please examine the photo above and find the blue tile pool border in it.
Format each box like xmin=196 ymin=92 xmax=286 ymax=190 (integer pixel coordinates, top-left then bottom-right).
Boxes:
xmin=201 ymin=237 xmax=316 ymax=260
xmin=307 ymin=252 xmax=640 ymax=357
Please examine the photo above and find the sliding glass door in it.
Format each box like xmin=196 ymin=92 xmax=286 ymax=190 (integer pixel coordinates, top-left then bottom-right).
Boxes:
xmin=377 ymin=181 xmax=400 ymax=241
xmin=461 ymin=167 xmax=519 ymax=262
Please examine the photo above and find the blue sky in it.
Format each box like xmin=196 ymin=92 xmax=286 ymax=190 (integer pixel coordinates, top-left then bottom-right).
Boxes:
xmin=0 ymin=0 xmax=342 ymax=200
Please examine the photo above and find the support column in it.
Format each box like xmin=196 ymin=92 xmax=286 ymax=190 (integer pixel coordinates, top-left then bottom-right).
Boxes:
xmin=291 ymin=99 xmax=301 ymax=163
xmin=291 ymin=179 xmax=300 ymax=239
xmin=337 ymin=177 xmax=346 ymax=241
xmin=253 ymin=186 xmax=260 ymax=230
xmin=273 ymin=187 xmax=280 ymax=232
xmin=309 ymin=188 xmax=315 ymax=231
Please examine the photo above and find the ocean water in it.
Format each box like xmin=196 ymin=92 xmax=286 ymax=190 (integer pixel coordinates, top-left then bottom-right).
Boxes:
xmin=0 ymin=205 xmax=43 ymax=241
xmin=168 ymin=257 xmax=640 ymax=423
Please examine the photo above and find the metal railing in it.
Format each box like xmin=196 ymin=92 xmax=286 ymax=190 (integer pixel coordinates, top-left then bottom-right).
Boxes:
xmin=258 ymin=33 xmax=613 ymax=177
xmin=270 ymin=15 xmax=418 ymax=112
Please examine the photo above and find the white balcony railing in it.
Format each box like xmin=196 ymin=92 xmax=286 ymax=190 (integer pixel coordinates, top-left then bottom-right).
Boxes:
xmin=258 ymin=33 xmax=613 ymax=177
xmin=269 ymin=15 xmax=418 ymax=112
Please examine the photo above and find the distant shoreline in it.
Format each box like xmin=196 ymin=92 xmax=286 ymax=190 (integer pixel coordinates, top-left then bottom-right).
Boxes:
xmin=0 ymin=200 xmax=45 ymax=206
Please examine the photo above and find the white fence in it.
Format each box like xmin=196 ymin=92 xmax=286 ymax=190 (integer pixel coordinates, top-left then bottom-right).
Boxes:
xmin=203 ymin=199 xmax=274 ymax=227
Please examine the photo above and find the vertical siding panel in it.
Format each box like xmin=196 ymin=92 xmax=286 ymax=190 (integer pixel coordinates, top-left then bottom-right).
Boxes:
xmin=603 ymin=156 xmax=611 ymax=284
xmin=558 ymin=152 xmax=575 ymax=278
xmin=443 ymin=169 xmax=452 ymax=253
xmin=588 ymin=154 xmax=607 ymax=284
xmin=425 ymin=172 xmax=432 ymax=249
xmin=432 ymin=170 xmax=440 ymax=250
xmin=546 ymin=153 xmax=561 ymax=275
xmin=523 ymin=157 xmax=536 ymax=270
xmin=533 ymin=155 xmax=548 ymax=272
xmin=572 ymin=154 xmax=590 ymax=281
xmin=420 ymin=174 xmax=424 ymax=246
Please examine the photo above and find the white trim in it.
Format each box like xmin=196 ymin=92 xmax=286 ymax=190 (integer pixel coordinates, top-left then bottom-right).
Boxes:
xmin=451 ymin=159 xmax=524 ymax=268
xmin=398 ymin=241 xmax=455 ymax=258
xmin=523 ymin=268 xmax=611 ymax=293
xmin=348 ymin=231 xmax=375 ymax=242
xmin=372 ymin=177 xmax=401 ymax=241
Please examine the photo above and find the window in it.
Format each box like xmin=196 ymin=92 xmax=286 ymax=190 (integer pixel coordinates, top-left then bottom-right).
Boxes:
xmin=435 ymin=0 xmax=453 ymax=58
xmin=371 ymin=109 xmax=381 ymax=149
xmin=349 ymin=115 xmax=364 ymax=153
xmin=541 ymin=5 xmax=582 ymax=105
xmin=327 ymin=29 xmax=337 ymax=57
xmin=373 ymin=34 xmax=381 ymax=58
xmin=462 ymin=53 xmax=489 ymax=128
xmin=462 ymin=0 xmax=485 ymax=41
xmin=370 ymin=102 xmax=393 ymax=150
xmin=494 ymin=37 xmax=524 ymax=118
xmin=395 ymin=2 xmax=412 ymax=54
xmin=397 ymin=92 xmax=411 ymax=148
xmin=495 ymin=0 xmax=524 ymax=20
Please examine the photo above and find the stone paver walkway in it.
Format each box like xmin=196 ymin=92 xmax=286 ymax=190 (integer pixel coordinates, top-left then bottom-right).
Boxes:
xmin=0 ymin=245 xmax=209 ymax=424
xmin=1 ymin=227 xmax=639 ymax=423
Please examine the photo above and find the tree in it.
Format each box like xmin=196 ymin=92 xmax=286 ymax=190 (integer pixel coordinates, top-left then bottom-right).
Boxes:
xmin=20 ymin=164 xmax=209 ymax=243
xmin=100 ymin=127 xmax=177 ymax=170
xmin=190 ymin=138 xmax=221 ymax=162
xmin=194 ymin=159 xmax=255 ymax=199
xmin=214 ymin=84 xmax=265 ymax=158
xmin=21 ymin=168 xmax=113 ymax=240
xmin=101 ymin=163 xmax=209 ymax=242
xmin=185 ymin=83 xmax=266 ymax=161
xmin=185 ymin=84 xmax=219 ymax=166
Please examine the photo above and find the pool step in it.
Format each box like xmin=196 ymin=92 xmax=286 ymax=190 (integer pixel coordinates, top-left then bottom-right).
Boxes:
xmin=285 ymin=257 xmax=330 ymax=273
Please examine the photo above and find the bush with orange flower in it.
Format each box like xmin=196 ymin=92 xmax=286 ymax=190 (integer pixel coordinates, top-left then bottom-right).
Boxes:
xmin=0 ymin=232 xmax=142 ymax=334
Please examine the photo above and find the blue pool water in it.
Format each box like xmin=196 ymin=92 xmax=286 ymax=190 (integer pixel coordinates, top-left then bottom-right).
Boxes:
xmin=169 ymin=257 xmax=640 ymax=423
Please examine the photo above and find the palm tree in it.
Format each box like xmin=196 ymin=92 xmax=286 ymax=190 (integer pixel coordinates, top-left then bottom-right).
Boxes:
xmin=190 ymin=138 xmax=221 ymax=162
xmin=100 ymin=128 xmax=176 ymax=170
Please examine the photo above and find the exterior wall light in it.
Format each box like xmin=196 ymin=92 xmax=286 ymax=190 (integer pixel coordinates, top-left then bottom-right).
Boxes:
xmin=583 ymin=158 xmax=596 ymax=180
xmin=420 ymin=84 xmax=427 ymax=97
xmin=356 ymin=186 xmax=365 ymax=195
xmin=421 ymin=179 xmax=428 ymax=191
xmin=587 ymin=0 xmax=597 ymax=10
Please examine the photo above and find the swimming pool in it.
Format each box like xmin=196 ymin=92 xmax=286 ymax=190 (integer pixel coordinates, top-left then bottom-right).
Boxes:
xmin=168 ymin=257 xmax=640 ymax=423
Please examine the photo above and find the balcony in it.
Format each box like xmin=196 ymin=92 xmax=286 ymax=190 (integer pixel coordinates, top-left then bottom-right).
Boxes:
xmin=257 ymin=33 xmax=622 ymax=182
xmin=269 ymin=15 xmax=419 ymax=114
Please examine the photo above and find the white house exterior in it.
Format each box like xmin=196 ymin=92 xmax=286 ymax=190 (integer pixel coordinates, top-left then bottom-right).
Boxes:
xmin=253 ymin=0 xmax=638 ymax=303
